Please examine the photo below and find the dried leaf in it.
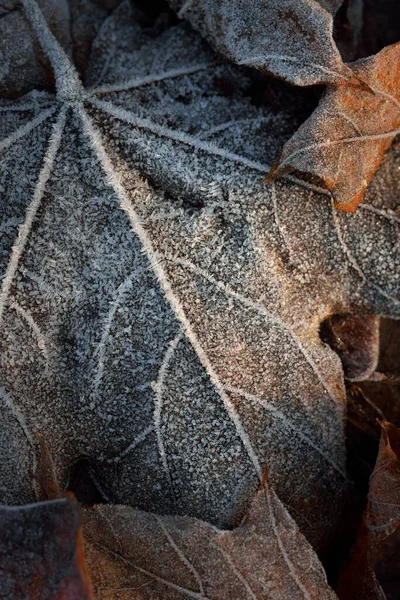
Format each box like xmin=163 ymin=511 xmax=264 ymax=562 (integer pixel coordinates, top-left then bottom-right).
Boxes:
xmin=34 ymin=432 xmax=62 ymax=500
xmin=0 ymin=498 xmax=93 ymax=599
xmin=0 ymin=0 xmax=123 ymax=97
xmin=270 ymin=42 xmax=400 ymax=211
xmin=83 ymin=475 xmax=337 ymax=600
xmin=167 ymin=0 xmax=358 ymax=86
xmin=0 ymin=0 xmax=71 ymax=97
xmin=338 ymin=421 xmax=400 ymax=599
xmin=320 ymin=315 xmax=380 ymax=381
xmin=0 ymin=0 xmax=399 ymax=557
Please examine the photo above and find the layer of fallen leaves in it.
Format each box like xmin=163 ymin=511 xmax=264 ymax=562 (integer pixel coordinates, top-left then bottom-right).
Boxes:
xmin=168 ymin=0 xmax=400 ymax=210
xmin=1 ymin=0 xmax=399 ymax=553
xmin=168 ymin=0 xmax=349 ymax=87
xmin=338 ymin=422 xmax=400 ymax=600
xmin=270 ymin=42 xmax=400 ymax=212
xmin=82 ymin=473 xmax=337 ymax=600
xmin=0 ymin=0 xmax=399 ymax=599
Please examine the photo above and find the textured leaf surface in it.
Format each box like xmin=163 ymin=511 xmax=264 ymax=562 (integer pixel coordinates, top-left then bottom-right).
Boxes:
xmin=270 ymin=42 xmax=400 ymax=211
xmin=320 ymin=315 xmax=380 ymax=381
xmin=167 ymin=0 xmax=357 ymax=87
xmin=0 ymin=498 xmax=93 ymax=600
xmin=338 ymin=422 xmax=400 ymax=599
xmin=83 ymin=476 xmax=337 ymax=600
xmin=0 ymin=0 xmax=399 ymax=556
xmin=0 ymin=0 xmax=71 ymax=97
xmin=0 ymin=0 xmax=122 ymax=97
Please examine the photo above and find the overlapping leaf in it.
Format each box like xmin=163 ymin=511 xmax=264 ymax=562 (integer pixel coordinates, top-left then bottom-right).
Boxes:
xmin=270 ymin=42 xmax=400 ymax=211
xmin=82 ymin=475 xmax=337 ymax=600
xmin=0 ymin=498 xmax=93 ymax=599
xmin=0 ymin=0 xmax=399 ymax=563
xmin=167 ymin=0 xmax=355 ymax=87
xmin=0 ymin=0 xmax=122 ymax=97
xmin=338 ymin=422 xmax=400 ymax=599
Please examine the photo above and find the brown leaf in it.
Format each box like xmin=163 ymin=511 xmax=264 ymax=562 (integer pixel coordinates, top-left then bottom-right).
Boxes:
xmin=0 ymin=498 xmax=93 ymax=599
xmin=269 ymin=42 xmax=400 ymax=211
xmin=320 ymin=315 xmax=380 ymax=381
xmin=167 ymin=0 xmax=359 ymax=87
xmin=337 ymin=421 xmax=400 ymax=599
xmin=82 ymin=475 xmax=337 ymax=600
xmin=1 ymin=0 xmax=399 ymax=560
xmin=351 ymin=318 xmax=400 ymax=434
xmin=34 ymin=431 xmax=62 ymax=500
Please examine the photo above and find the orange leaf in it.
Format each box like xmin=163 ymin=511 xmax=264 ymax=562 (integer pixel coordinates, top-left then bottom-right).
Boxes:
xmin=270 ymin=42 xmax=400 ymax=211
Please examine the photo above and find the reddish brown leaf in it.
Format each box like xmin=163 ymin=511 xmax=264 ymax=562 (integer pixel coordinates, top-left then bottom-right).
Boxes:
xmin=0 ymin=498 xmax=93 ymax=600
xmin=34 ymin=432 xmax=62 ymax=501
xmin=321 ymin=315 xmax=380 ymax=381
xmin=338 ymin=421 xmax=400 ymax=599
xmin=269 ymin=42 xmax=400 ymax=212
xmin=82 ymin=475 xmax=337 ymax=600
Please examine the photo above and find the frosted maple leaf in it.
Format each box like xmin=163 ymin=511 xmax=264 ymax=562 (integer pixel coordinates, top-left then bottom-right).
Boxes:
xmin=0 ymin=0 xmax=399 ymax=559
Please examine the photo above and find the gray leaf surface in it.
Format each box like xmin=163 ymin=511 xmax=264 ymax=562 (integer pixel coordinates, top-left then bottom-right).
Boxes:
xmin=0 ymin=0 xmax=399 ymax=551
xmin=167 ymin=0 xmax=354 ymax=86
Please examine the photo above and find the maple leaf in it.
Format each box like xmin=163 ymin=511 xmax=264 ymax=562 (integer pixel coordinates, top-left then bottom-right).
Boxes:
xmin=82 ymin=473 xmax=337 ymax=600
xmin=337 ymin=421 xmax=400 ymax=600
xmin=0 ymin=0 xmax=122 ymax=97
xmin=0 ymin=0 xmax=399 ymax=567
xmin=0 ymin=0 xmax=71 ymax=97
xmin=167 ymin=0 xmax=358 ymax=87
xmin=0 ymin=497 xmax=93 ymax=599
xmin=269 ymin=42 xmax=400 ymax=212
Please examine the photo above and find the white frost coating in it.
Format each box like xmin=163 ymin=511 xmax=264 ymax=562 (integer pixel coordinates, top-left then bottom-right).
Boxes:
xmin=168 ymin=0 xmax=351 ymax=87
xmin=279 ymin=128 xmax=400 ymax=168
xmin=93 ymin=272 xmax=136 ymax=397
xmin=110 ymin=425 xmax=155 ymax=463
xmin=263 ymin=486 xmax=314 ymax=600
xmin=272 ymin=181 xmax=293 ymax=256
xmin=0 ymin=107 xmax=56 ymax=152
xmin=0 ymin=108 xmax=66 ymax=325
xmin=10 ymin=302 xmax=49 ymax=362
xmin=168 ymin=255 xmax=341 ymax=405
xmin=198 ymin=116 xmax=272 ymax=139
xmin=90 ymin=64 xmax=214 ymax=95
xmin=21 ymin=0 xmax=84 ymax=102
xmin=225 ymin=384 xmax=347 ymax=479
xmin=154 ymin=332 xmax=183 ymax=492
xmin=89 ymin=98 xmax=269 ymax=175
xmin=78 ymin=105 xmax=321 ymax=597
xmin=177 ymin=0 xmax=197 ymax=18
xmin=331 ymin=200 xmax=400 ymax=305
xmin=1 ymin=0 xmax=397 ymax=553
xmin=93 ymin=541 xmax=211 ymax=600
xmin=360 ymin=204 xmax=400 ymax=224
xmin=0 ymin=387 xmax=34 ymax=447
xmin=77 ymin=103 xmax=264 ymax=481
xmin=211 ymin=543 xmax=258 ymax=600
xmin=237 ymin=53 xmax=350 ymax=83
xmin=155 ymin=515 xmax=206 ymax=596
